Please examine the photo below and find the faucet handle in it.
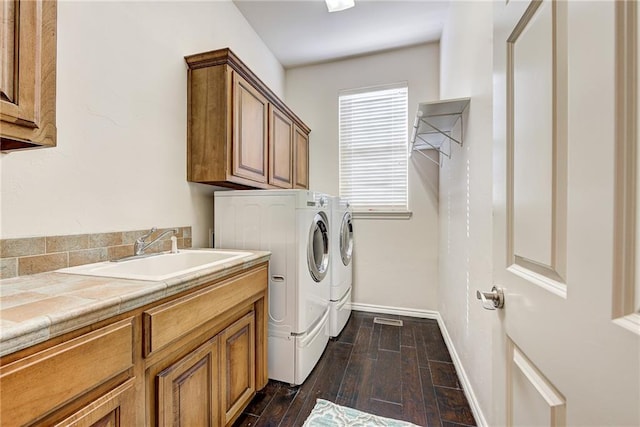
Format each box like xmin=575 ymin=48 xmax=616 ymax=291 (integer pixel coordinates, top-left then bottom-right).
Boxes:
xmin=137 ymin=227 xmax=157 ymax=243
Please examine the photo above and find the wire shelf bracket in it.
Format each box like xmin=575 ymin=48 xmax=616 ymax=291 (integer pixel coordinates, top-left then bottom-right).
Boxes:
xmin=409 ymin=97 xmax=470 ymax=167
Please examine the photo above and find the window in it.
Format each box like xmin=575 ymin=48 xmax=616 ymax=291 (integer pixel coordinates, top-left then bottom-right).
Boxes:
xmin=339 ymin=82 xmax=409 ymax=216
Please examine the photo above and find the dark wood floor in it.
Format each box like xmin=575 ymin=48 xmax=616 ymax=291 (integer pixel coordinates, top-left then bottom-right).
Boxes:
xmin=234 ymin=311 xmax=477 ymax=427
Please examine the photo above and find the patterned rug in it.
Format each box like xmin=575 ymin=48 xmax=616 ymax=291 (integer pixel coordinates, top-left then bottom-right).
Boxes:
xmin=303 ymin=399 xmax=421 ymax=427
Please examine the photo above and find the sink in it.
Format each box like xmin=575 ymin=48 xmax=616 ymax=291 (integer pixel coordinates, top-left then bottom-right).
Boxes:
xmin=57 ymin=249 xmax=252 ymax=281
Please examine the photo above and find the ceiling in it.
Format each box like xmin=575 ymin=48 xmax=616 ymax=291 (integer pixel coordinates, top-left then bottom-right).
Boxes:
xmin=232 ymin=0 xmax=451 ymax=69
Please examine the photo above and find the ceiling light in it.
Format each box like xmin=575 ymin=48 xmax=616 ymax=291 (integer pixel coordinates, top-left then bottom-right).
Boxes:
xmin=325 ymin=0 xmax=355 ymax=13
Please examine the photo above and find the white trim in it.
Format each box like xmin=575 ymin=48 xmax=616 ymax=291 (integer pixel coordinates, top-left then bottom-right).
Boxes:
xmin=352 ymin=211 xmax=413 ymax=220
xmin=613 ymin=312 xmax=640 ymax=335
xmin=436 ymin=313 xmax=489 ymax=427
xmin=512 ymin=346 xmax=565 ymax=407
xmin=350 ymin=302 xmax=438 ymax=319
xmin=508 ymin=264 xmax=567 ymax=299
xmin=350 ymin=303 xmax=488 ymax=427
xmin=339 ymin=81 xmax=408 ymax=97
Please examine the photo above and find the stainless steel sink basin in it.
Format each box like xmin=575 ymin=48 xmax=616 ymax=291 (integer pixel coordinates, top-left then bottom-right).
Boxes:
xmin=57 ymin=249 xmax=252 ymax=281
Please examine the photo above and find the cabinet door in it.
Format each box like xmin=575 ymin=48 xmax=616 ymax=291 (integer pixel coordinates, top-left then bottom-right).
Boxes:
xmin=220 ymin=312 xmax=255 ymax=426
xmin=0 ymin=0 xmax=57 ymax=150
xmin=269 ymin=105 xmax=294 ymax=188
xmin=293 ymin=125 xmax=309 ymax=189
xmin=232 ymin=72 xmax=268 ymax=184
xmin=157 ymin=337 xmax=220 ymax=427
xmin=53 ymin=379 xmax=138 ymax=427
xmin=0 ymin=319 xmax=134 ymax=427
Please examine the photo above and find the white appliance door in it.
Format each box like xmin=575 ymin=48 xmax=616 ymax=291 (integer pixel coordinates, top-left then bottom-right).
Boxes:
xmin=339 ymin=211 xmax=353 ymax=266
xmin=307 ymin=211 xmax=330 ymax=282
xmin=491 ymin=1 xmax=640 ymax=425
xmin=296 ymin=209 xmax=331 ymax=334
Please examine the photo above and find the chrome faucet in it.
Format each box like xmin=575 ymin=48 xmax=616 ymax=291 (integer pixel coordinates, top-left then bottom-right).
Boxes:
xmin=134 ymin=227 xmax=178 ymax=256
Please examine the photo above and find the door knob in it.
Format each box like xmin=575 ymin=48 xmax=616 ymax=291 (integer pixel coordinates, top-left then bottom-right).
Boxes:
xmin=476 ymin=286 xmax=505 ymax=310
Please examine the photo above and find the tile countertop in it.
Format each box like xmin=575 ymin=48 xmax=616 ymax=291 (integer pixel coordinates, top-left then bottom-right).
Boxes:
xmin=0 ymin=249 xmax=271 ymax=358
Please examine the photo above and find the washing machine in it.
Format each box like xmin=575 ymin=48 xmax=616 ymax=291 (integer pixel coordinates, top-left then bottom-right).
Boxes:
xmin=214 ymin=189 xmax=331 ymax=385
xmin=329 ymin=196 xmax=353 ymax=337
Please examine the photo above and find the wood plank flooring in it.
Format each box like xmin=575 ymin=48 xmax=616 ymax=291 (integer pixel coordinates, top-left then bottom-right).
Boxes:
xmin=233 ymin=311 xmax=477 ymax=427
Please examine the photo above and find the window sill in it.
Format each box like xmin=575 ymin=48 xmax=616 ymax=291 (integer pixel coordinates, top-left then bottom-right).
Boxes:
xmin=352 ymin=211 xmax=413 ymax=220
xmin=613 ymin=312 xmax=640 ymax=336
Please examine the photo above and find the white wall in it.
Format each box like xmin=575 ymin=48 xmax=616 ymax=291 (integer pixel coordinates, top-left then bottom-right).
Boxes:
xmin=285 ymin=44 xmax=440 ymax=311
xmin=0 ymin=0 xmax=283 ymax=247
xmin=438 ymin=1 xmax=494 ymax=424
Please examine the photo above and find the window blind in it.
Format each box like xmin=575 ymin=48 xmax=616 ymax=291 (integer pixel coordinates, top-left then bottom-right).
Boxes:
xmin=339 ymin=83 xmax=408 ymax=212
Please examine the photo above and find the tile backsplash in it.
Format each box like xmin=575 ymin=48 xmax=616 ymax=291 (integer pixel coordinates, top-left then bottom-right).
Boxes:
xmin=0 ymin=227 xmax=192 ymax=279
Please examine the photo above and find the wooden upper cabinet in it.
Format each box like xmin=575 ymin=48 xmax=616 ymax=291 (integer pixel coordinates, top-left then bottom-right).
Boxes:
xmin=269 ymin=105 xmax=293 ymax=189
xmin=293 ymin=125 xmax=309 ymax=189
xmin=185 ymin=48 xmax=310 ymax=189
xmin=233 ymin=73 xmax=268 ymax=185
xmin=1 ymin=0 xmax=57 ymax=151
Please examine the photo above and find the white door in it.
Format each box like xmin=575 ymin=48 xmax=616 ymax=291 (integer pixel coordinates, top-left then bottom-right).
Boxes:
xmin=492 ymin=1 xmax=640 ymax=425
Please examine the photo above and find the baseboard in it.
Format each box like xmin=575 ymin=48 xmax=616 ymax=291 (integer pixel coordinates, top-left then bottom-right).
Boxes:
xmin=349 ymin=302 xmax=439 ymax=319
xmin=349 ymin=302 xmax=488 ymax=427
xmin=435 ymin=314 xmax=488 ymax=427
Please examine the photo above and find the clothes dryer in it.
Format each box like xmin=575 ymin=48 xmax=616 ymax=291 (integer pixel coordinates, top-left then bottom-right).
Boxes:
xmin=214 ymin=189 xmax=331 ymax=385
xmin=329 ymin=196 xmax=353 ymax=337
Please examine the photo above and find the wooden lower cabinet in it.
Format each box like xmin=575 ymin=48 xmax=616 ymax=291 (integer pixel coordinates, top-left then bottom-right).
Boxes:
xmin=154 ymin=312 xmax=256 ymax=427
xmin=0 ymin=263 xmax=268 ymax=427
xmin=53 ymin=379 xmax=138 ymax=427
xmin=144 ymin=264 xmax=268 ymax=427
xmin=0 ymin=319 xmax=135 ymax=427
xmin=220 ymin=312 xmax=255 ymax=425
xmin=157 ymin=336 xmax=221 ymax=427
